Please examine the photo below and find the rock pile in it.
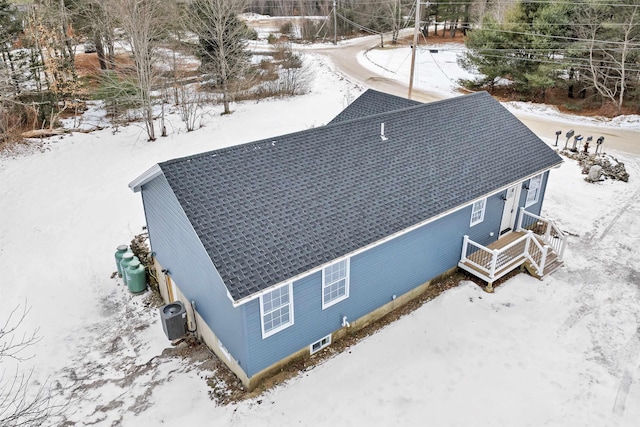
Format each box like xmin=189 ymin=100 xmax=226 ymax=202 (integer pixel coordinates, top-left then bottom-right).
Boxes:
xmin=560 ymin=150 xmax=630 ymax=182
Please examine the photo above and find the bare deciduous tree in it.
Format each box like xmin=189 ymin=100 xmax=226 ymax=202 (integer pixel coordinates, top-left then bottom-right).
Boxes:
xmin=267 ymin=42 xmax=311 ymax=96
xmin=578 ymin=2 xmax=639 ymax=114
xmin=0 ymin=304 xmax=67 ymax=427
xmin=108 ymin=0 xmax=167 ymax=141
xmin=70 ymin=0 xmax=117 ymax=70
xmin=177 ymin=84 xmax=206 ymax=132
xmin=190 ymin=0 xmax=252 ymax=115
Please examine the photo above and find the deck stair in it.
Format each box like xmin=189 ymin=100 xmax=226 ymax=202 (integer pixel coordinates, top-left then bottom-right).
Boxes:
xmin=524 ymin=249 xmax=564 ymax=279
xmin=458 ymin=208 xmax=566 ymax=291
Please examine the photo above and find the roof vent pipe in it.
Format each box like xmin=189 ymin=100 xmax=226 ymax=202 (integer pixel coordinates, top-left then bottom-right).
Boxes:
xmin=380 ymin=123 xmax=388 ymax=141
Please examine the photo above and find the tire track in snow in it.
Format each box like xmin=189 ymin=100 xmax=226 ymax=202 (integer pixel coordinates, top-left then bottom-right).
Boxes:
xmin=612 ymin=269 xmax=640 ymax=416
xmin=597 ymin=186 xmax=640 ymax=242
xmin=558 ymin=276 xmax=594 ymax=334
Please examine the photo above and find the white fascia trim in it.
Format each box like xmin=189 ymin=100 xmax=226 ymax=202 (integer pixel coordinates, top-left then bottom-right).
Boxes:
xmin=128 ymin=164 xmax=163 ymax=192
xmin=230 ymin=167 xmax=557 ymax=307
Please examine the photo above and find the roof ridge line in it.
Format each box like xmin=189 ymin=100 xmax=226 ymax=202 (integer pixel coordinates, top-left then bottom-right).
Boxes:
xmin=160 ymin=91 xmax=489 ymax=167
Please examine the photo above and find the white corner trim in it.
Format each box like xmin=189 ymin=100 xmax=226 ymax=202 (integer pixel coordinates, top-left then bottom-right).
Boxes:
xmin=128 ymin=164 xmax=163 ymax=192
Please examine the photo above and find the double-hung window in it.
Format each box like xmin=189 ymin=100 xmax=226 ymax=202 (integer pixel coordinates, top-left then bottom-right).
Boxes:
xmin=260 ymin=283 xmax=294 ymax=338
xmin=470 ymin=198 xmax=486 ymax=227
xmin=525 ymin=174 xmax=542 ymax=207
xmin=322 ymin=259 xmax=349 ymax=309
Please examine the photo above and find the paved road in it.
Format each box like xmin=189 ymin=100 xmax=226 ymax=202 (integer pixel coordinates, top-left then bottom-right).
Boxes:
xmin=313 ymin=36 xmax=640 ymax=156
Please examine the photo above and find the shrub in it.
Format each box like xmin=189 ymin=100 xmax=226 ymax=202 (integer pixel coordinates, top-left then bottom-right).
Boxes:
xmin=279 ymin=22 xmax=293 ymax=36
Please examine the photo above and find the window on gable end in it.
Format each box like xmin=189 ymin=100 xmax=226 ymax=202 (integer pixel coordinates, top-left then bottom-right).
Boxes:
xmin=525 ymin=174 xmax=543 ymax=207
xmin=470 ymin=198 xmax=486 ymax=227
xmin=260 ymin=283 xmax=294 ymax=339
xmin=322 ymin=258 xmax=350 ymax=309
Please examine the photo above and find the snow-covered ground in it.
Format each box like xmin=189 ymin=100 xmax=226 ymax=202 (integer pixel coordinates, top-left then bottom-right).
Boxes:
xmin=2 ymin=46 xmax=640 ymax=426
xmin=363 ymin=42 xmax=474 ymax=97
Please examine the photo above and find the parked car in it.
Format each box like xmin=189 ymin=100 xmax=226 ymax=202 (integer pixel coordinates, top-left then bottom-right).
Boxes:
xmin=84 ymin=41 xmax=96 ymax=53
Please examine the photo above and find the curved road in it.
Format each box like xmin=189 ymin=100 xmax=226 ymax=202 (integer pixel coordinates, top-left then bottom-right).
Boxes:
xmin=313 ymin=36 xmax=640 ymax=155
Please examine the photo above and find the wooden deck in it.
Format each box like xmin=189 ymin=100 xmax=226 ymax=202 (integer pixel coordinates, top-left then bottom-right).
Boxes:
xmin=459 ymin=232 xmax=528 ymax=282
xmin=459 ymin=209 xmax=567 ymax=290
xmin=486 ymin=231 xmax=526 ymax=250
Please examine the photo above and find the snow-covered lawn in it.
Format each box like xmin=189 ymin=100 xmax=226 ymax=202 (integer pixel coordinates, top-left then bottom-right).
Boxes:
xmin=363 ymin=42 xmax=474 ymax=97
xmin=2 ymin=50 xmax=639 ymax=426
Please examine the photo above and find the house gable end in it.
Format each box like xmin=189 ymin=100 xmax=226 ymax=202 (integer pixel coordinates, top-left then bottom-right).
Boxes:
xmin=139 ymin=173 xmax=249 ymax=365
xmin=328 ymin=89 xmax=422 ymax=124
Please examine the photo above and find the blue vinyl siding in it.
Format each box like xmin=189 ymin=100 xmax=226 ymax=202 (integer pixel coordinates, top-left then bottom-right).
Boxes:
xmin=141 ymin=175 xmax=249 ymax=369
xmin=143 ymin=172 xmax=553 ymax=379
xmin=242 ymin=191 xmax=506 ymax=376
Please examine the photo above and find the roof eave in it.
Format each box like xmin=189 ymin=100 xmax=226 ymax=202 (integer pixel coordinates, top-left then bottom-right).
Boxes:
xmin=229 ymin=164 xmax=561 ymax=307
xmin=128 ymin=164 xmax=163 ymax=192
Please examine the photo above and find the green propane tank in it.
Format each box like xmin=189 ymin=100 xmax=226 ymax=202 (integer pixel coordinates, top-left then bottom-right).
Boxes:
xmin=122 ymin=255 xmax=140 ymax=284
xmin=114 ymin=245 xmax=128 ymax=276
xmin=120 ymin=252 xmax=134 ymax=285
xmin=126 ymin=259 xmax=147 ymax=294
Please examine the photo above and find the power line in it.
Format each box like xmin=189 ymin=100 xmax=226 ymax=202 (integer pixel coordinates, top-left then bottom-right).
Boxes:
xmin=336 ymin=11 xmax=382 ymax=34
xmin=404 ymin=43 xmax=640 ymax=72
xmin=475 ymin=27 xmax=640 ymax=47
xmin=252 ymin=0 xmax=639 ymax=6
xmin=402 ymin=42 xmax=640 ymax=72
xmin=457 ymin=51 xmax=640 ymax=74
xmin=419 ymin=0 xmax=639 ymax=6
xmin=479 ymin=22 xmax=637 ymax=27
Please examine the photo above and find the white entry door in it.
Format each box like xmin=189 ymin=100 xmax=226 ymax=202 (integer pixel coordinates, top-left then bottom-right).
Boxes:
xmin=500 ymin=185 xmax=519 ymax=236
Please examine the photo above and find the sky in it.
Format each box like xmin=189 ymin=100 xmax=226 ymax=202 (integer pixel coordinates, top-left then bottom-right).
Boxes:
xmin=1 ymin=35 xmax=640 ymax=426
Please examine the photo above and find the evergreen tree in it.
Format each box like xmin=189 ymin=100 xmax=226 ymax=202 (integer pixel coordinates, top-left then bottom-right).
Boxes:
xmin=460 ymin=0 xmax=569 ymax=99
xmin=457 ymin=15 xmax=513 ymax=92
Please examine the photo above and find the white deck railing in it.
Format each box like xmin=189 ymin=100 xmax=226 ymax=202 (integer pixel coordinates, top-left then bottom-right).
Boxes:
xmin=525 ymin=231 xmax=548 ymax=276
xmin=460 ymin=209 xmax=564 ymax=283
xmin=460 ymin=233 xmax=529 ymax=282
xmin=517 ymin=208 xmax=566 ymax=260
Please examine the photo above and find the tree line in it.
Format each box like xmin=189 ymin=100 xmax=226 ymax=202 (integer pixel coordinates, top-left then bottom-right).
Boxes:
xmin=1 ymin=0 xmax=637 ymax=147
xmin=0 ymin=0 xmax=308 ymax=144
xmin=243 ymin=0 xmax=639 ymax=114
xmin=459 ymin=0 xmax=639 ymax=114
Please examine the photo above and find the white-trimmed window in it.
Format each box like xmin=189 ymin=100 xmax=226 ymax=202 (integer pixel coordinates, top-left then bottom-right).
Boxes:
xmin=322 ymin=259 xmax=350 ymax=309
xmin=260 ymin=283 xmax=294 ymax=338
xmin=470 ymin=198 xmax=486 ymax=226
xmin=525 ymin=174 xmax=543 ymax=207
xmin=310 ymin=334 xmax=332 ymax=355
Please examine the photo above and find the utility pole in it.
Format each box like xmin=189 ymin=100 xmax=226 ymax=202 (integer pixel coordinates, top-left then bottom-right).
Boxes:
xmin=408 ymin=0 xmax=421 ymax=99
xmin=333 ymin=0 xmax=338 ymax=45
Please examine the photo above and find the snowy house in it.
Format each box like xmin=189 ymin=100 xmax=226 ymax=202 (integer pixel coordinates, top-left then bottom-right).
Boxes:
xmin=129 ymin=90 xmax=566 ymax=389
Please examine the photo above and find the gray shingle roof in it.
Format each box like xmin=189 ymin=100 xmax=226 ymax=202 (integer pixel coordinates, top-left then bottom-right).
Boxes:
xmin=329 ymin=89 xmax=421 ymax=124
xmin=159 ymin=90 xmax=562 ymax=302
